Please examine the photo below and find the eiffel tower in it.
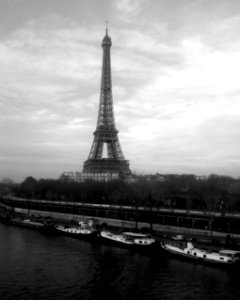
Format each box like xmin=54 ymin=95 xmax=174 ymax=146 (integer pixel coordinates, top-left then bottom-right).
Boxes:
xmin=83 ymin=28 xmax=131 ymax=175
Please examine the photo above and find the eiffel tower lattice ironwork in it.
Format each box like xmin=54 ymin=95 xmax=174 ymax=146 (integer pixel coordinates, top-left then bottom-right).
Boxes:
xmin=83 ymin=29 xmax=131 ymax=175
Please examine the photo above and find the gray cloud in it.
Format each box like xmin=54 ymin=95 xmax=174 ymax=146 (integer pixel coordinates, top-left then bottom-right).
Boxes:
xmin=1 ymin=1 xmax=240 ymax=181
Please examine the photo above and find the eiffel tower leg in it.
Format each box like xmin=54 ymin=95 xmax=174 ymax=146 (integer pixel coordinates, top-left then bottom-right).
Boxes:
xmin=88 ymin=137 xmax=103 ymax=160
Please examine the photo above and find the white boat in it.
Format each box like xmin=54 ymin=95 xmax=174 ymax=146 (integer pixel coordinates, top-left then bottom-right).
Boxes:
xmin=99 ymin=230 xmax=157 ymax=248
xmin=54 ymin=221 xmax=97 ymax=238
xmin=161 ymin=239 xmax=240 ymax=265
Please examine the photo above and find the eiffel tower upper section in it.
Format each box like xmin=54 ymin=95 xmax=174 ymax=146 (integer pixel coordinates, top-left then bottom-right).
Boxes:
xmin=83 ymin=28 xmax=131 ymax=175
xmin=97 ymin=28 xmax=115 ymax=131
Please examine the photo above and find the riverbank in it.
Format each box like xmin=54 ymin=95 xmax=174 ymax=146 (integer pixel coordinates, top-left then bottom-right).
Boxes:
xmin=1 ymin=202 xmax=239 ymax=248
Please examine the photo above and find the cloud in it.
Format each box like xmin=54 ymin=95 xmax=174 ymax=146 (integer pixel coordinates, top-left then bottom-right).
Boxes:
xmin=1 ymin=1 xmax=240 ymax=181
xmin=0 ymin=16 xmax=103 ymax=180
xmin=114 ymin=0 xmax=148 ymax=22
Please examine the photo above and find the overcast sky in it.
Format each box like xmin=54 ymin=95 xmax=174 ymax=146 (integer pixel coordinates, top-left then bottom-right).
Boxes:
xmin=1 ymin=0 xmax=240 ymax=182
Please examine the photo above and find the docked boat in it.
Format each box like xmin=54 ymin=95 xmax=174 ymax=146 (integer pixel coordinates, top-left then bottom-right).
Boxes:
xmin=9 ymin=217 xmax=49 ymax=230
xmin=99 ymin=230 xmax=157 ymax=249
xmin=0 ymin=208 xmax=56 ymax=232
xmin=54 ymin=220 xmax=97 ymax=238
xmin=161 ymin=239 xmax=240 ymax=265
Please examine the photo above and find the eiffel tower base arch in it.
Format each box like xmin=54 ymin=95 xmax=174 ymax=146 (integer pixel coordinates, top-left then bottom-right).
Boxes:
xmin=83 ymin=159 xmax=131 ymax=175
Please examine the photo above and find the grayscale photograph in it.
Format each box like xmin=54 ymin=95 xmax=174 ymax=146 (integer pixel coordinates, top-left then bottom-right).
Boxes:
xmin=0 ymin=0 xmax=240 ymax=299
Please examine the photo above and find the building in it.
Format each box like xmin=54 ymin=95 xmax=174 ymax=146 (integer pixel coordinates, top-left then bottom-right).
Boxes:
xmin=64 ymin=28 xmax=131 ymax=182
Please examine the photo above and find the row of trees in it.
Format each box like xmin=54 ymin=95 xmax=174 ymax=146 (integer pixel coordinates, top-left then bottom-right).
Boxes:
xmin=1 ymin=174 xmax=240 ymax=212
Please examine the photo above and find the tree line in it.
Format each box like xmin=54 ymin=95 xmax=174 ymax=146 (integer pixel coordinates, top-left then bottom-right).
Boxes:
xmin=1 ymin=174 xmax=240 ymax=212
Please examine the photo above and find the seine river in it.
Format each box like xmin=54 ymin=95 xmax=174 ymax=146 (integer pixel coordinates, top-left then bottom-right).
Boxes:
xmin=0 ymin=223 xmax=240 ymax=300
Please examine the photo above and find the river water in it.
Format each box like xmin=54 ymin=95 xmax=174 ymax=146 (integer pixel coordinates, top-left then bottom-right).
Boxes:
xmin=0 ymin=223 xmax=240 ymax=300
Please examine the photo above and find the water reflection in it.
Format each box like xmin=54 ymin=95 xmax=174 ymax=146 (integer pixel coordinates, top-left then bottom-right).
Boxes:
xmin=0 ymin=223 xmax=240 ymax=300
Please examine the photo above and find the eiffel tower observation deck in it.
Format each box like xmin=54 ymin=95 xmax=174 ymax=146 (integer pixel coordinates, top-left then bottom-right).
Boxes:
xmin=83 ymin=28 xmax=131 ymax=176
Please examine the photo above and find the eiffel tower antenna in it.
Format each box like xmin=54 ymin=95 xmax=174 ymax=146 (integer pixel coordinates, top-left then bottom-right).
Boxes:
xmin=83 ymin=29 xmax=131 ymax=175
xmin=105 ymin=20 xmax=108 ymax=34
